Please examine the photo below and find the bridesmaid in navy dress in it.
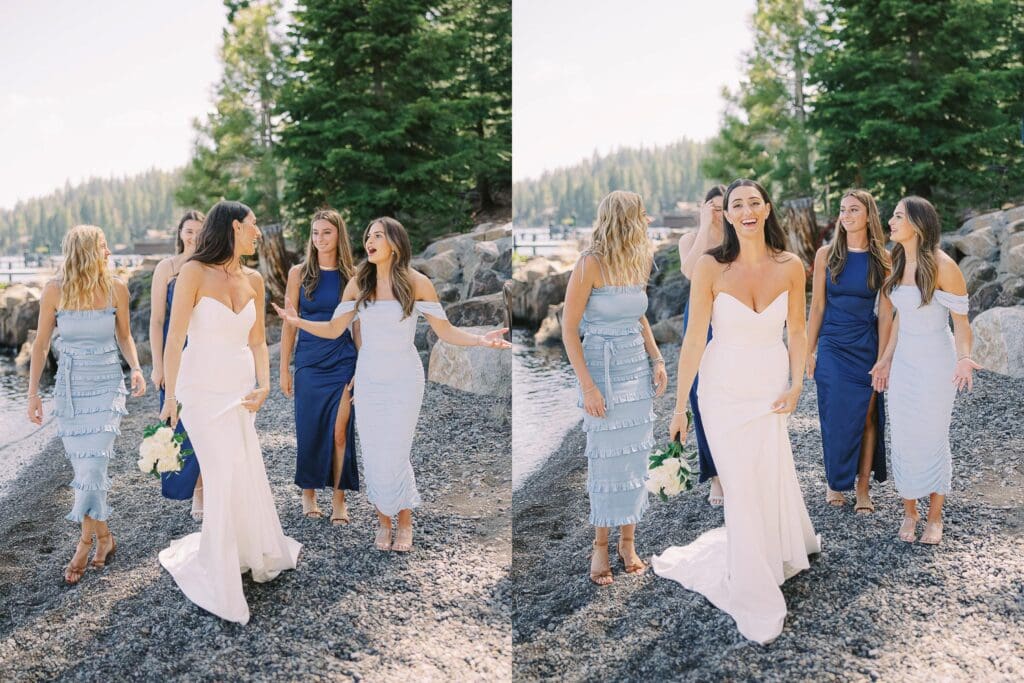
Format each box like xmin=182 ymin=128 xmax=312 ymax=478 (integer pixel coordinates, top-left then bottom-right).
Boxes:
xmin=677 ymin=185 xmax=726 ymax=505
xmin=149 ymin=211 xmax=204 ymax=519
xmin=806 ymin=189 xmax=892 ymax=512
xmin=280 ymin=209 xmax=359 ymax=524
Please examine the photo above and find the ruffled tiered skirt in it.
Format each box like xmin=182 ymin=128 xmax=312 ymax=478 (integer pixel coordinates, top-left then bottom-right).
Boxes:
xmin=581 ymin=329 xmax=655 ymax=527
xmin=54 ymin=338 xmax=127 ymax=523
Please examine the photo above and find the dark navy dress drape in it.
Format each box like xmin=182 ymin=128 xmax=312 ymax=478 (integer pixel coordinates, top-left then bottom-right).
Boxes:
xmin=160 ymin=277 xmax=201 ymax=500
xmin=814 ymin=251 xmax=887 ymax=491
xmin=293 ymin=269 xmax=359 ymax=491
xmin=682 ymin=299 xmax=716 ymax=482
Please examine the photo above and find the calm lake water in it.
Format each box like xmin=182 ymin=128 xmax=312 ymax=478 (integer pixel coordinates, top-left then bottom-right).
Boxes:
xmin=0 ymin=354 xmax=55 ymax=493
xmin=511 ymin=329 xmax=581 ymax=490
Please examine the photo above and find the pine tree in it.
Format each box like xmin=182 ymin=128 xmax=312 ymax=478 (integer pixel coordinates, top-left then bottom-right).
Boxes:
xmin=176 ymin=1 xmax=287 ymax=221
xmin=810 ymin=0 xmax=1024 ymax=224
xmin=703 ymin=0 xmax=821 ymax=201
xmin=278 ymin=0 xmax=487 ymax=249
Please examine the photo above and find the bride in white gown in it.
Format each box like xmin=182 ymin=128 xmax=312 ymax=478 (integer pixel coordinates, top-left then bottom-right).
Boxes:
xmin=158 ymin=201 xmax=301 ymax=625
xmin=653 ymin=179 xmax=820 ymax=644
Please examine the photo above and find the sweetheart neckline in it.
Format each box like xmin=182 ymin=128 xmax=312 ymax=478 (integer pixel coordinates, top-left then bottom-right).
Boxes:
xmin=715 ymin=290 xmax=788 ymax=316
xmin=198 ymin=296 xmax=255 ymax=316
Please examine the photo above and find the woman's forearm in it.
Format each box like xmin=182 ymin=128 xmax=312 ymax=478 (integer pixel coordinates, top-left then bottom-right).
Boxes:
xmin=435 ymin=322 xmax=484 ymax=347
xmin=639 ymin=317 xmax=661 ymax=360
xmin=295 ymin=315 xmax=348 ymax=339
xmin=280 ymin=322 xmax=297 ymax=370
xmin=673 ymin=332 xmax=708 ymax=409
xmin=116 ymin=333 xmax=142 ymax=371
xmin=27 ymin=337 xmax=49 ymax=397
xmin=563 ymin=327 xmax=598 ymax=391
xmin=788 ymin=330 xmax=807 ymax=391
xmin=149 ymin=317 xmax=164 ymax=371
xmin=953 ymin=316 xmax=973 ymax=359
xmin=252 ymin=342 xmax=270 ymax=390
xmin=877 ymin=312 xmax=893 ymax=362
xmin=163 ymin=335 xmax=185 ymax=398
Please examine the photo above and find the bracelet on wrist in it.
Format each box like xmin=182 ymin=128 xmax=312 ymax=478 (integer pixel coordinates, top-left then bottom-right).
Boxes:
xmin=651 ymin=357 xmax=665 ymax=365
xmin=582 ymin=385 xmax=600 ymax=395
xmin=957 ymin=354 xmax=972 ymax=361
xmin=27 ymin=393 xmax=39 ymax=399
xmin=672 ymin=410 xmax=687 ymax=415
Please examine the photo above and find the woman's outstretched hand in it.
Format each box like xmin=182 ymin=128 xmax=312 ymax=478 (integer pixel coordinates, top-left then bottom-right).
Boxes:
xmin=478 ymin=328 xmax=511 ymax=349
xmin=953 ymin=357 xmax=982 ymax=393
xmin=272 ymin=300 xmax=300 ymax=326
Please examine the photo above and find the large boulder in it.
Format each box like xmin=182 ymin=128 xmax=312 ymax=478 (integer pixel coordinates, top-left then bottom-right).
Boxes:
xmin=0 ymin=284 xmax=42 ymax=349
xmin=534 ymin=303 xmax=564 ymax=346
xmin=417 ymin=250 xmax=460 ymax=282
xmin=965 ymin=261 xmax=998 ymax=295
xmin=1004 ymin=244 xmax=1024 ymax=277
xmin=955 ymin=226 xmax=999 ymax=261
xmin=652 ymin=315 xmax=683 ymax=344
xmin=646 ymin=277 xmax=689 ymax=323
xmin=514 ymin=258 xmax=557 ymax=284
xmin=443 ymin=291 xmax=508 ymax=329
xmin=969 ymin=281 xmax=1003 ymax=320
xmin=468 ymin=267 xmax=505 ymax=298
xmin=971 ymin=306 xmax=1024 ymax=378
xmin=427 ymin=326 xmax=511 ymax=397
xmin=510 ymin=270 xmax=572 ymax=329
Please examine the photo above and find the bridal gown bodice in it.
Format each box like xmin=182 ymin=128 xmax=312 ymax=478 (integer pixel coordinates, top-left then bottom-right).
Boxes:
xmin=653 ymin=289 xmax=820 ymax=645
xmin=159 ymin=297 xmax=300 ymax=625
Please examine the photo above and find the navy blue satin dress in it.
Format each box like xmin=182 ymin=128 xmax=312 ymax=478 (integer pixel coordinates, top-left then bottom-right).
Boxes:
xmin=160 ymin=277 xmax=201 ymax=500
xmin=682 ymin=299 xmax=716 ymax=482
xmin=814 ymin=251 xmax=887 ymax=491
xmin=293 ymin=269 xmax=359 ymax=491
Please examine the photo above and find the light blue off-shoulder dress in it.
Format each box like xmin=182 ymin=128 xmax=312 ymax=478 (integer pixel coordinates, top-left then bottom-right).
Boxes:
xmin=578 ymin=264 xmax=656 ymax=527
xmin=331 ymin=298 xmax=447 ymax=517
xmin=53 ymin=302 xmax=128 ymax=523
xmin=888 ymin=286 xmax=969 ymax=499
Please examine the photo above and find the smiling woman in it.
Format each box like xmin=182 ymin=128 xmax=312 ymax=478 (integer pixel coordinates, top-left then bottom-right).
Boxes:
xmin=652 ymin=178 xmax=821 ymax=644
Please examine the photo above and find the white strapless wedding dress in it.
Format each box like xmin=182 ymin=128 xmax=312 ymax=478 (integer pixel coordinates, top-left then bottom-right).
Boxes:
xmin=158 ymin=297 xmax=301 ymax=624
xmin=652 ymin=291 xmax=821 ymax=644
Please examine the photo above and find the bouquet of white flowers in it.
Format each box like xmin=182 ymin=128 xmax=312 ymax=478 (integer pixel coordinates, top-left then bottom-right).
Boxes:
xmin=646 ymin=410 xmax=698 ymax=502
xmin=137 ymin=422 xmax=191 ymax=477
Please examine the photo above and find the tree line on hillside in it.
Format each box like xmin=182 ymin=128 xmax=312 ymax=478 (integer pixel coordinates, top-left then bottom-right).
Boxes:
xmin=0 ymin=170 xmax=180 ymax=254
xmin=513 ymin=140 xmax=709 ymax=227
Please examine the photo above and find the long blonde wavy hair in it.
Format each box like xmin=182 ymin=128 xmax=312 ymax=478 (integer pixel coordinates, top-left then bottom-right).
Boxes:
xmin=59 ymin=225 xmax=113 ymax=310
xmin=301 ymin=208 xmax=355 ymax=301
xmin=354 ymin=217 xmax=415 ymax=318
xmin=828 ymin=189 xmax=890 ymax=291
xmin=882 ymin=196 xmax=941 ymax=305
xmin=588 ymin=191 xmax=653 ymax=285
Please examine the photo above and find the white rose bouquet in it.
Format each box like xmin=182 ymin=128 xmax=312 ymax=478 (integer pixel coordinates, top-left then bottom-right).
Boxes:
xmin=646 ymin=410 xmax=698 ymax=502
xmin=137 ymin=421 xmax=192 ymax=477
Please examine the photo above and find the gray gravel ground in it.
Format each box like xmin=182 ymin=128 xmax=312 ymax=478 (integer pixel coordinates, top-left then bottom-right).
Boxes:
xmin=513 ymin=342 xmax=1024 ymax=682
xmin=0 ymin=345 xmax=511 ymax=681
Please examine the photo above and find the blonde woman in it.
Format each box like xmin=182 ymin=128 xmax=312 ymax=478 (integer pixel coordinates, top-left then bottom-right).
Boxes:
xmin=806 ymin=190 xmax=892 ymax=512
xmin=562 ymin=190 xmax=668 ymax=586
xmin=149 ymin=210 xmax=204 ymax=516
xmin=26 ymin=226 xmax=147 ymax=584
xmin=874 ymin=196 xmax=979 ymax=545
xmin=274 ymin=217 xmax=510 ymax=553
xmin=280 ymin=209 xmax=360 ymax=523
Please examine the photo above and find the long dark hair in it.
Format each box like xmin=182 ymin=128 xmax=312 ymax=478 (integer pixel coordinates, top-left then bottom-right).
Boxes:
xmin=190 ymin=201 xmax=252 ymax=265
xmin=354 ymin=217 xmax=415 ymax=318
xmin=301 ymin=208 xmax=354 ymax=301
xmin=706 ymin=179 xmax=788 ymax=264
xmin=175 ymin=209 xmax=205 ymax=254
xmin=882 ymin=195 xmax=941 ymax=305
xmin=827 ymin=189 xmax=889 ymax=291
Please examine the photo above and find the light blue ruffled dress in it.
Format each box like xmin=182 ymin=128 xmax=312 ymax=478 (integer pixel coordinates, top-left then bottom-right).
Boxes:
xmin=331 ymin=298 xmax=448 ymax=517
xmin=888 ymin=286 xmax=969 ymax=499
xmin=53 ymin=299 xmax=127 ymax=523
xmin=578 ymin=264 xmax=655 ymax=527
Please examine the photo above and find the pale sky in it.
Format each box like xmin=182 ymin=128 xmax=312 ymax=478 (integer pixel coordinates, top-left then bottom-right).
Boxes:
xmin=513 ymin=0 xmax=755 ymax=182
xmin=0 ymin=1 xmax=227 ymax=209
